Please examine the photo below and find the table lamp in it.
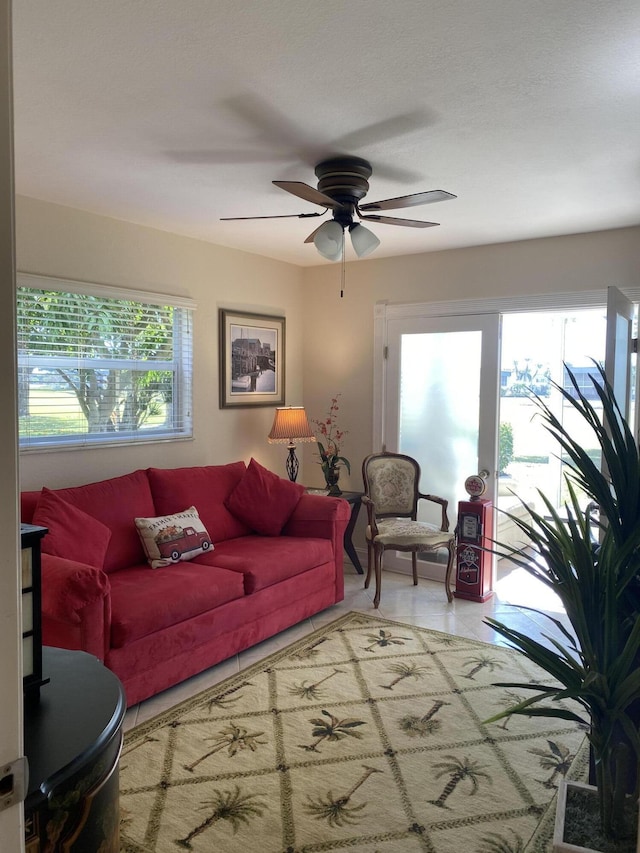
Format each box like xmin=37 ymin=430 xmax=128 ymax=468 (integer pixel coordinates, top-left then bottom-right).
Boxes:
xmin=268 ymin=406 xmax=315 ymax=482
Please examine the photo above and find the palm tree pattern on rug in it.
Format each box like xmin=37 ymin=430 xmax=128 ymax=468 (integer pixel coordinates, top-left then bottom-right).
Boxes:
xmin=120 ymin=612 xmax=588 ymax=852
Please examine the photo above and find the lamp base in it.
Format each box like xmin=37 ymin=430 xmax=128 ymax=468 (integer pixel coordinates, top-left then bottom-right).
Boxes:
xmin=285 ymin=444 xmax=299 ymax=482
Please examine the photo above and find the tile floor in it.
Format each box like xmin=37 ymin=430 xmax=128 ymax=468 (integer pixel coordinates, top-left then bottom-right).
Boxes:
xmin=123 ymin=559 xmax=571 ymax=733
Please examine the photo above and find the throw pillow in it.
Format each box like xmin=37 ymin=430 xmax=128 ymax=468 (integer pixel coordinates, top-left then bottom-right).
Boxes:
xmin=147 ymin=462 xmax=251 ymax=543
xmin=225 ymin=458 xmax=305 ymax=536
xmin=135 ymin=506 xmax=213 ymax=568
xmin=32 ymin=487 xmax=113 ymax=568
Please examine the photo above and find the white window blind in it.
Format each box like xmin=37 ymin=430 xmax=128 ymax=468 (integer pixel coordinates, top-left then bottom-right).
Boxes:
xmin=17 ymin=275 xmax=194 ymax=450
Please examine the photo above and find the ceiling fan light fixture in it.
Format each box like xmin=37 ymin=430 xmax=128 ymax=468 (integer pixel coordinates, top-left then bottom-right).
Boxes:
xmin=349 ymin=222 xmax=380 ymax=258
xmin=313 ymin=219 xmax=344 ymax=261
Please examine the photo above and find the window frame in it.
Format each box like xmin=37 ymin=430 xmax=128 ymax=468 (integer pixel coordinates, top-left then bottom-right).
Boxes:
xmin=17 ymin=273 xmax=196 ymax=452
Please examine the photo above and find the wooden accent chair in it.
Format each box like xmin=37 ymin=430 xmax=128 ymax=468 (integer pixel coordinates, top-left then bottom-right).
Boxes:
xmin=361 ymin=452 xmax=456 ymax=608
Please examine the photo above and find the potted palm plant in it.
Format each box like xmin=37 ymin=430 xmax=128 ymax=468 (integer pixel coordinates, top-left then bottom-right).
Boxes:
xmin=484 ymin=364 xmax=640 ymax=851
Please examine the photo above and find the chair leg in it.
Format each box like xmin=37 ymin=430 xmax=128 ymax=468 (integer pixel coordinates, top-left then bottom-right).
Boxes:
xmin=444 ymin=539 xmax=455 ymax=603
xmin=411 ymin=552 xmax=418 ymax=586
xmin=364 ymin=541 xmax=374 ymax=589
xmin=373 ymin=547 xmax=383 ymax=608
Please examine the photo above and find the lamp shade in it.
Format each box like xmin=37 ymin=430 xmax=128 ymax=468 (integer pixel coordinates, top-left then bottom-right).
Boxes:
xmin=313 ymin=220 xmax=344 ymax=261
xmin=349 ymin=222 xmax=380 ymax=258
xmin=268 ymin=407 xmax=315 ymax=444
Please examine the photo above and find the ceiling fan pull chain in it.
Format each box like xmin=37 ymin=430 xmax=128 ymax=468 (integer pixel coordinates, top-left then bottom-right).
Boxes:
xmin=340 ymin=238 xmax=346 ymax=299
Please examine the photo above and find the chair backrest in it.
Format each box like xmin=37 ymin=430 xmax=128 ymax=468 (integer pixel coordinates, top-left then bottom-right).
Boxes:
xmin=362 ymin=452 xmax=421 ymax=519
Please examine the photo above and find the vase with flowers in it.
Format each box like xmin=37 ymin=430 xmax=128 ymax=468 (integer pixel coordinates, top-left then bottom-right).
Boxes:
xmin=312 ymin=395 xmax=351 ymax=496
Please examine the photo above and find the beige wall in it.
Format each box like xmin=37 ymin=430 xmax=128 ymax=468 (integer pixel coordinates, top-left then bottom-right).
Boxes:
xmin=14 ymin=198 xmax=640 ymax=499
xmin=300 ymin=226 xmax=640 ymax=493
xmin=16 ymin=196 xmax=304 ymax=491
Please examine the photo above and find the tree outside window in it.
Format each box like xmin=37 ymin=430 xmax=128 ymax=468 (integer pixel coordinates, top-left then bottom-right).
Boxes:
xmin=17 ymin=284 xmax=193 ymax=449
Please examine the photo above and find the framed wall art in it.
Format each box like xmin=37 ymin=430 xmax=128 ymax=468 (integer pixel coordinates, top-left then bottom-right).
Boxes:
xmin=219 ymin=309 xmax=285 ymax=408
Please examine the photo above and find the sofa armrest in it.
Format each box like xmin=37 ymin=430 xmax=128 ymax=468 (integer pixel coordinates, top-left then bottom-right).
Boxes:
xmin=283 ymin=493 xmax=351 ymax=539
xmin=284 ymin=494 xmax=350 ymax=603
xmin=41 ymin=554 xmax=112 ymax=660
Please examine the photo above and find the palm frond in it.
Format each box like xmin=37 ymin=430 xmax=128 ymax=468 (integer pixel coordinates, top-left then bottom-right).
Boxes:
xmin=486 ymin=363 xmax=640 ymax=842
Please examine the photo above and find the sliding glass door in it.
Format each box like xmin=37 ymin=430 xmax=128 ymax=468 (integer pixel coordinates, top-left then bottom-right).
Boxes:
xmin=377 ymin=287 xmax=634 ymax=581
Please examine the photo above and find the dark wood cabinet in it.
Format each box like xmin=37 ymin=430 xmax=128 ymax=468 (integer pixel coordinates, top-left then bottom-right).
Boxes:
xmin=20 ymin=523 xmax=48 ymax=699
xmin=24 ymin=647 xmax=126 ymax=853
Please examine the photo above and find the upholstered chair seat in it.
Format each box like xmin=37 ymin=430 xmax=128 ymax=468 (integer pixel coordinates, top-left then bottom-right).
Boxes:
xmin=368 ymin=518 xmax=454 ymax=548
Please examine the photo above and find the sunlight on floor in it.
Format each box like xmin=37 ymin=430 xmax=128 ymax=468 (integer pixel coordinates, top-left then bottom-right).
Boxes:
xmin=495 ymin=562 xmax=565 ymax=614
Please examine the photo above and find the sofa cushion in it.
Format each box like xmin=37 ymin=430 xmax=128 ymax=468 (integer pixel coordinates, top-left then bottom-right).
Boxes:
xmin=225 ymin=458 xmax=305 ymax=536
xmin=47 ymin=469 xmax=156 ymax=574
xmin=135 ymin=506 xmax=213 ymax=568
xmin=148 ymin=463 xmax=251 ymax=543
xmin=195 ymin=534 xmax=333 ymax=593
xmin=108 ymin=562 xmax=245 ymax=647
xmin=32 ymin=487 xmax=113 ymax=568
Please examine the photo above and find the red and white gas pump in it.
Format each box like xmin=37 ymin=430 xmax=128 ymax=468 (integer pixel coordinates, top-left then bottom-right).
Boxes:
xmin=454 ymin=471 xmax=494 ymax=602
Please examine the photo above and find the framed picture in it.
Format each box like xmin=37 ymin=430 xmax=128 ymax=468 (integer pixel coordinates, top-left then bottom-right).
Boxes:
xmin=219 ymin=309 xmax=285 ymax=408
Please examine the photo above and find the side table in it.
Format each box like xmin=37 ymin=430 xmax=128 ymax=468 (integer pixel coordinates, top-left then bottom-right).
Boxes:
xmin=307 ymin=489 xmax=364 ymax=574
xmin=24 ymin=646 xmax=126 ymax=853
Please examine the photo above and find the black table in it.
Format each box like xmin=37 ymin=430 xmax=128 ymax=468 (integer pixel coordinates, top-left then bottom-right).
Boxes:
xmin=307 ymin=488 xmax=364 ymax=574
xmin=24 ymin=647 xmax=126 ymax=853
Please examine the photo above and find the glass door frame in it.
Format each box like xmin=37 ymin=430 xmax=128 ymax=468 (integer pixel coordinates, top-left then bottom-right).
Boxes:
xmin=374 ymin=287 xmax=640 ymax=452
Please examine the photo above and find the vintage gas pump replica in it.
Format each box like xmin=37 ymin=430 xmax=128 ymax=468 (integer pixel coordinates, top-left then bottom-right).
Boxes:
xmin=454 ymin=471 xmax=494 ymax=602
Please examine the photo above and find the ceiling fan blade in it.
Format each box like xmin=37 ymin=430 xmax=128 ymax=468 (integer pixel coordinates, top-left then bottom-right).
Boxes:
xmin=304 ymin=223 xmax=326 ymax=243
xmin=370 ymin=162 xmax=425 ymax=183
xmin=166 ymin=149 xmax=294 ymax=165
xmin=273 ymin=181 xmax=338 ymax=208
xmin=360 ymin=214 xmax=440 ymax=228
xmin=221 ymin=94 xmax=316 ymax=155
xmin=330 ymin=109 xmax=433 ymax=151
xmin=221 ymin=212 xmax=323 ymax=221
xmin=360 ymin=190 xmax=456 ymax=211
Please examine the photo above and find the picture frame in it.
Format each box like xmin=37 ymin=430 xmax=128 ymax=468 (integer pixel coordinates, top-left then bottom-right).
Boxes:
xmin=219 ymin=309 xmax=285 ymax=408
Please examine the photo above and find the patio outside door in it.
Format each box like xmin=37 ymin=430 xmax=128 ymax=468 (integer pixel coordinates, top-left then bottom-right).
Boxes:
xmin=498 ymin=288 xmax=633 ymax=520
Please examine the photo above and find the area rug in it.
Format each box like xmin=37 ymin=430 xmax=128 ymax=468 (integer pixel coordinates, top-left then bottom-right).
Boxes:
xmin=119 ymin=611 xmax=588 ymax=853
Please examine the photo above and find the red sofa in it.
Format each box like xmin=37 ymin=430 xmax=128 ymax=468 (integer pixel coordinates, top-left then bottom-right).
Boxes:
xmin=20 ymin=462 xmax=350 ymax=706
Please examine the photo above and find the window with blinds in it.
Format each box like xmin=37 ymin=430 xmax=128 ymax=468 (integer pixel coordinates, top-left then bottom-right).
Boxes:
xmin=17 ymin=276 xmax=194 ymax=450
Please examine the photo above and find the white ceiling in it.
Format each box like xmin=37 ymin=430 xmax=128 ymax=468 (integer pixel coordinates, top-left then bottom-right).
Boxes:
xmin=11 ymin=1 xmax=640 ymax=267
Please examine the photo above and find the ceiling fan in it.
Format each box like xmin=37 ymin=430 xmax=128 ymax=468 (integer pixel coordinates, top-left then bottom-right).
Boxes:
xmin=221 ymin=156 xmax=456 ymax=260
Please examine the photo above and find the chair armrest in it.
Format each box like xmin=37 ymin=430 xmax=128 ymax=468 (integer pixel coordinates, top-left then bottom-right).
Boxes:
xmin=418 ymin=492 xmax=450 ymax=532
xmin=361 ymin=494 xmax=380 ymax=538
xmin=41 ymin=554 xmax=111 ymax=660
